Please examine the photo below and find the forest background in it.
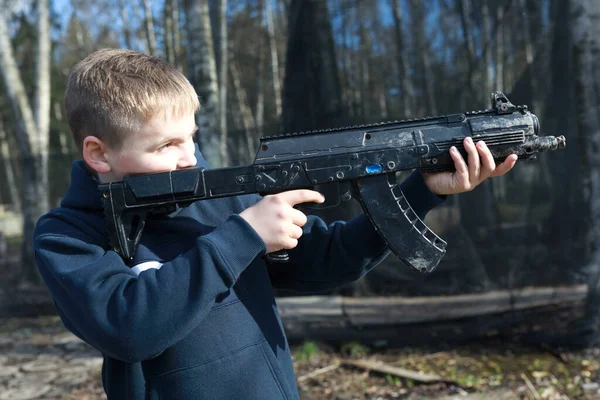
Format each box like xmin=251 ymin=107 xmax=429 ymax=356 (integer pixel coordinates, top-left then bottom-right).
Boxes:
xmin=0 ymin=0 xmax=599 ymax=363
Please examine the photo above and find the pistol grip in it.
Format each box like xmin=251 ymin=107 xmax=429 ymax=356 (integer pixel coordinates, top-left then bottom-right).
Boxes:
xmin=264 ymin=202 xmax=313 ymax=263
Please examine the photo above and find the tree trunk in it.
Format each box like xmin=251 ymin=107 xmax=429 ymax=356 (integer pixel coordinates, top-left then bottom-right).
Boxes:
xmin=281 ymin=0 xmax=360 ymax=227
xmin=118 ymin=0 xmax=132 ymax=49
xmin=54 ymin=101 xmax=70 ymax=155
xmin=266 ymin=0 xmax=282 ymax=120
xmin=390 ymin=0 xmax=413 ymax=117
xmin=141 ymin=0 xmax=158 ymax=55
xmin=183 ymin=0 xmax=221 ymax=167
xmin=358 ymin=23 xmax=371 ymax=118
xmin=0 ymin=0 xmax=51 ymax=283
xmin=282 ymin=0 xmax=343 ymax=132
xmin=338 ymin=0 xmax=354 ymax=117
xmin=255 ymin=0 xmax=266 ymax=138
xmin=495 ymin=5 xmax=504 ymax=91
xmin=0 ymin=121 xmax=21 ymax=212
xmin=542 ymin=0 xmax=584 ymax=277
xmin=481 ymin=1 xmax=493 ymax=98
xmin=216 ymin=0 xmax=228 ymax=166
xmin=457 ymin=0 xmax=475 ymax=97
xmin=164 ymin=0 xmax=174 ymax=64
xmin=171 ymin=0 xmax=181 ymax=70
xmin=230 ymin=61 xmax=257 ymax=164
xmin=409 ymin=0 xmax=437 ymax=115
xmin=571 ymin=0 xmax=600 ymax=344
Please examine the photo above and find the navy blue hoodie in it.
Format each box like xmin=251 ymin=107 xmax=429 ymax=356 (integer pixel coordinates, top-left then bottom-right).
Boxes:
xmin=33 ymin=150 xmax=444 ymax=399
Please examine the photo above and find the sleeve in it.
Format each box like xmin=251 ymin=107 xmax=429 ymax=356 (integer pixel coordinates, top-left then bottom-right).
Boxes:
xmin=34 ymin=213 xmax=266 ymax=363
xmin=267 ymin=170 xmax=446 ymax=293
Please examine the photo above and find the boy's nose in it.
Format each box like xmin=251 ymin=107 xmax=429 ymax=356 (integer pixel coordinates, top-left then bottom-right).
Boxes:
xmin=178 ymin=150 xmax=197 ymax=169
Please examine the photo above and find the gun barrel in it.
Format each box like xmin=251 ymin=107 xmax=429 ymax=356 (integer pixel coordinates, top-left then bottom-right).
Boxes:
xmin=530 ymin=135 xmax=566 ymax=152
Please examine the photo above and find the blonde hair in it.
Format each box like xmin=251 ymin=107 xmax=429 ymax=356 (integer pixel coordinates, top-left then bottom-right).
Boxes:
xmin=65 ymin=48 xmax=199 ymax=152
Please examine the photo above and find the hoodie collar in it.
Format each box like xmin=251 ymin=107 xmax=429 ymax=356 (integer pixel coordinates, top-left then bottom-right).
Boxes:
xmin=60 ymin=160 xmax=103 ymax=210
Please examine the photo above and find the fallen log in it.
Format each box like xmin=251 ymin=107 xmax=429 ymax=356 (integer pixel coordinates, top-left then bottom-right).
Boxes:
xmin=277 ymin=285 xmax=588 ymax=344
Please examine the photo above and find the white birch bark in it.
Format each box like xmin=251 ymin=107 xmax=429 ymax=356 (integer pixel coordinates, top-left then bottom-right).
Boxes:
xmin=171 ymin=0 xmax=181 ymax=70
xmin=0 ymin=121 xmax=21 ymax=212
xmin=0 ymin=0 xmax=51 ymax=282
xmin=216 ymin=0 xmax=228 ymax=165
xmin=0 ymin=15 xmax=38 ymax=155
xmin=141 ymin=0 xmax=158 ymax=54
xmin=265 ymin=0 xmax=282 ymax=118
xmin=254 ymin=0 xmax=265 ymax=138
xmin=117 ymin=0 xmax=132 ymax=49
xmin=184 ymin=0 xmax=221 ymax=167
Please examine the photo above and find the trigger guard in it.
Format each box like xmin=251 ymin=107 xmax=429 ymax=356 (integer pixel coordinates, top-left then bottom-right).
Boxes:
xmin=354 ymin=173 xmax=447 ymax=273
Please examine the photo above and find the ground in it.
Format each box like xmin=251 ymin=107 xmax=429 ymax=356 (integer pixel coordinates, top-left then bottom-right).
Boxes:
xmin=1 ymin=316 xmax=599 ymax=400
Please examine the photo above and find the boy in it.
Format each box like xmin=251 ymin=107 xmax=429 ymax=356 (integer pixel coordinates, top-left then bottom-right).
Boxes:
xmin=33 ymin=49 xmax=516 ymax=399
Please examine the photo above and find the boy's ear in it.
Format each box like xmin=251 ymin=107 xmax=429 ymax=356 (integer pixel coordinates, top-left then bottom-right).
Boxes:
xmin=82 ymin=136 xmax=111 ymax=174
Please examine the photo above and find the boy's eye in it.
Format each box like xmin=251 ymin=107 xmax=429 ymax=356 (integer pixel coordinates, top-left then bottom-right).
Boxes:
xmin=159 ymin=143 xmax=172 ymax=151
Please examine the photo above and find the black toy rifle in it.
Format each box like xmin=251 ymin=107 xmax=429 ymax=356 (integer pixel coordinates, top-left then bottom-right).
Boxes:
xmin=99 ymin=92 xmax=565 ymax=273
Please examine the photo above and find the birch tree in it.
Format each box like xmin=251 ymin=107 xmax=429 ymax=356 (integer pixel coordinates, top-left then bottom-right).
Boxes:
xmin=171 ymin=0 xmax=181 ymax=69
xmin=254 ymin=0 xmax=266 ymax=139
xmin=164 ymin=0 xmax=175 ymax=63
xmin=215 ymin=0 xmax=228 ymax=165
xmin=164 ymin=0 xmax=182 ymax=68
xmin=0 ymin=0 xmax=51 ymax=283
xmin=141 ymin=0 xmax=158 ymax=54
xmin=184 ymin=0 xmax=221 ymax=167
xmin=0 ymin=120 xmax=21 ymax=212
xmin=265 ymin=0 xmax=282 ymax=119
xmin=117 ymin=0 xmax=132 ymax=49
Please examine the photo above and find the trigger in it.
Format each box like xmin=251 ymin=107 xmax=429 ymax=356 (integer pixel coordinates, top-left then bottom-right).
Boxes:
xmin=305 ymin=182 xmax=352 ymax=210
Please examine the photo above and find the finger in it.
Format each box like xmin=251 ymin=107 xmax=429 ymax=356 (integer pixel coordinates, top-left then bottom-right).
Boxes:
xmin=476 ymin=140 xmax=495 ymax=179
xmin=290 ymin=208 xmax=308 ymax=227
xmin=281 ymin=237 xmax=299 ymax=250
xmin=464 ymin=137 xmax=480 ymax=183
xmin=450 ymin=146 xmax=469 ymax=188
xmin=490 ymin=154 xmax=518 ymax=177
xmin=289 ymin=224 xmax=304 ymax=240
xmin=277 ymin=189 xmax=325 ymax=206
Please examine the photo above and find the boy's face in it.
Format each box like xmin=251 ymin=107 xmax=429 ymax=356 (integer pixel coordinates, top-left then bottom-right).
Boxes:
xmin=97 ymin=113 xmax=198 ymax=183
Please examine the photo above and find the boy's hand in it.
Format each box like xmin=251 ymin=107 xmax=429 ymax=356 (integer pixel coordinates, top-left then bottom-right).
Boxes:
xmin=240 ymin=190 xmax=325 ymax=253
xmin=423 ymin=137 xmax=518 ymax=195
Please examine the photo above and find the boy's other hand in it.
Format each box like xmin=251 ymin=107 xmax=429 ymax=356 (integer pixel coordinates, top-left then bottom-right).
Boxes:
xmin=240 ymin=190 xmax=325 ymax=253
xmin=423 ymin=137 xmax=518 ymax=196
